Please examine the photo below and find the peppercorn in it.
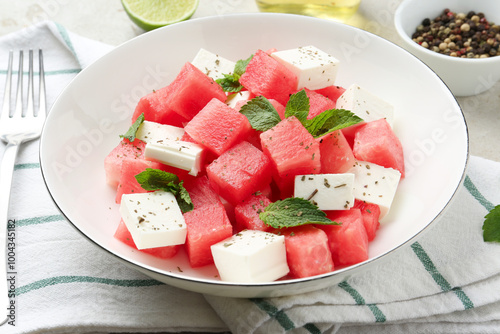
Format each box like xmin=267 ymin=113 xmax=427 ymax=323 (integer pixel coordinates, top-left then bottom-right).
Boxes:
xmin=411 ymin=9 xmax=500 ymax=58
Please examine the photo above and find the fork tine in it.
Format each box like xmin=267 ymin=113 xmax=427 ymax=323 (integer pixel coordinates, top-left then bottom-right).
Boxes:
xmin=1 ymin=50 xmax=13 ymax=118
xmin=38 ymin=49 xmax=46 ymax=117
xmin=26 ymin=49 xmax=34 ymax=117
xmin=13 ymin=50 xmax=23 ymax=118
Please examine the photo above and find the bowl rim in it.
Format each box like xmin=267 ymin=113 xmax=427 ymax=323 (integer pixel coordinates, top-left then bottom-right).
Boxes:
xmin=39 ymin=12 xmax=470 ymax=296
xmin=394 ymin=0 xmax=500 ymax=64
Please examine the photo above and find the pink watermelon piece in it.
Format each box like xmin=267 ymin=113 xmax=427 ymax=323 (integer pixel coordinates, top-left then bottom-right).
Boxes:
xmin=104 ymin=138 xmax=146 ymax=188
xmin=206 ymin=141 xmax=273 ymax=206
xmin=314 ymin=85 xmax=346 ymax=103
xmin=184 ymin=98 xmax=252 ymax=156
xmin=353 ymin=199 xmax=381 ymax=241
xmin=115 ymin=158 xmax=164 ymax=204
xmin=114 ymin=220 xmax=180 ymax=259
xmin=260 ymin=116 xmax=320 ymax=197
xmin=184 ymin=175 xmax=222 ymax=209
xmin=239 ymin=50 xmax=298 ymax=106
xmin=132 ymin=89 xmax=188 ymax=127
xmin=159 ymin=62 xmax=226 ymax=122
xmin=280 ymin=225 xmax=334 ymax=278
xmin=303 ymin=88 xmax=336 ymax=119
xmin=353 ymin=118 xmax=405 ymax=177
xmin=317 ymin=130 xmax=356 ymax=174
xmin=183 ymin=203 xmax=233 ymax=267
xmin=269 ymin=98 xmax=286 ymax=120
xmin=234 ymin=194 xmax=272 ymax=232
xmin=319 ymin=208 xmax=369 ymax=266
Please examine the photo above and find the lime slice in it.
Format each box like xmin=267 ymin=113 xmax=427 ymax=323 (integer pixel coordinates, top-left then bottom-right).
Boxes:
xmin=121 ymin=0 xmax=199 ymax=31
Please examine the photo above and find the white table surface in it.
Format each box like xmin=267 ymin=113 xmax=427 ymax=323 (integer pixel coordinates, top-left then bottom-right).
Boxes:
xmin=0 ymin=1 xmax=498 ymax=333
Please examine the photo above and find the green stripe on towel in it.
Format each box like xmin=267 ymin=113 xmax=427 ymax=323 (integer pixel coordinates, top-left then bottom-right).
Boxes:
xmin=249 ymin=298 xmax=322 ymax=333
xmin=16 ymin=214 xmax=65 ymax=227
xmin=411 ymin=242 xmax=474 ymax=310
xmin=338 ymin=281 xmax=386 ymax=322
xmin=14 ymin=163 xmax=40 ymax=170
xmin=17 ymin=276 xmax=164 ymax=295
xmin=463 ymin=175 xmax=495 ymax=211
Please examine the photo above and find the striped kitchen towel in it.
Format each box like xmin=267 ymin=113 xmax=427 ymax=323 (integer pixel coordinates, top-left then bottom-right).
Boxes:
xmin=1 ymin=21 xmax=500 ymax=334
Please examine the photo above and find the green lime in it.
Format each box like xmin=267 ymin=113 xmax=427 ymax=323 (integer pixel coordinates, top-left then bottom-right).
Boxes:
xmin=121 ymin=0 xmax=199 ymax=31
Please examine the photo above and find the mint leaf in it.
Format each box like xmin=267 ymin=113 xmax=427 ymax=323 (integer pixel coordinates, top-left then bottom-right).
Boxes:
xmin=135 ymin=168 xmax=193 ymax=213
xmin=483 ymin=205 xmax=500 ymax=243
xmin=305 ymin=108 xmax=363 ymax=138
xmin=259 ymin=197 xmax=340 ymax=229
xmin=216 ymin=55 xmax=253 ymax=93
xmin=285 ymin=89 xmax=309 ymax=123
xmin=120 ymin=113 xmax=145 ymax=142
xmin=239 ymin=96 xmax=282 ymax=131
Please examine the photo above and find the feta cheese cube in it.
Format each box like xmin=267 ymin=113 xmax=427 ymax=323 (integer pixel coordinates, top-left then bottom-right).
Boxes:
xmin=294 ymin=173 xmax=355 ymax=210
xmin=348 ymin=161 xmax=401 ymax=218
xmin=119 ymin=191 xmax=187 ymax=250
xmin=211 ymin=230 xmax=289 ymax=283
xmin=145 ymin=140 xmax=204 ymax=176
xmin=271 ymin=45 xmax=340 ymax=90
xmin=336 ymin=84 xmax=394 ymax=127
xmin=136 ymin=120 xmax=185 ymax=144
xmin=191 ymin=48 xmax=236 ymax=81
xmin=226 ymin=90 xmax=252 ymax=108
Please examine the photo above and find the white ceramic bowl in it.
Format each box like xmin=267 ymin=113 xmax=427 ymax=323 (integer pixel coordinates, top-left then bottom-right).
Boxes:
xmin=394 ymin=0 xmax=500 ymax=97
xmin=40 ymin=13 xmax=468 ymax=298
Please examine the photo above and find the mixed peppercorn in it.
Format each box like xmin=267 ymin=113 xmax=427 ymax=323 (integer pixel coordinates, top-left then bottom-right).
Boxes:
xmin=412 ymin=9 xmax=500 ymax=58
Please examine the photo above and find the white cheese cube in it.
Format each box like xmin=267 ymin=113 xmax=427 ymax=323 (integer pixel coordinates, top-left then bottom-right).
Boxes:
xmin=145 ymin=140 xmax=203 ymax=176
xmin=348 ymin=161 xmax=401 ymax=218
xmin=211 ymin=230 xmax=289 ymax=283
xmin=191 ymin=48 xmax=236 ymax=81
xmin=271 ymin=45 xmax=340 ymax=90
xmin=226 ymin=90 xmax=252 ymax=109
xmin=294 ymin=173 xmax=355 ymax=210
xmin=119 ymin=191 xmax=186 ymax=250
xmin=336 ymin=84 xmax=394 ymax=127
xmin=136 ymin=120 xmax=185 ymax=144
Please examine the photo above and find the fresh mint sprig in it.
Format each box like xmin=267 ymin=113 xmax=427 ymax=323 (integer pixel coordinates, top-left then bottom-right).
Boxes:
xmin=135 ymin=168 xmax=193 ymax=213
xmin=216 ymin=55 xmax=253 ymax=93
xmin=483 ymin=205 xmax=500 ymax=243
xmin=239 ymin=96 xmax=282 ymax=131
xmin=120 ymin=113 xmax=145 ymax=142
xmin=240 ymin=89 xmax=363 ymax=137
xmin=259 ymin=197 xmax=340 ymax=229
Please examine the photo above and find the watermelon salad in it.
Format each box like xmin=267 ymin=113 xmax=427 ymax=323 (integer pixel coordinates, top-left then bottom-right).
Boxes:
xmin=104 ymin=45 xmax=404 ymax=283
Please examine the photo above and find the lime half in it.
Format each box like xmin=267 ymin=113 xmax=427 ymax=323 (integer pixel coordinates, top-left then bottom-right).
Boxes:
xmin=122 ymin=0 xmax=199 ymax=31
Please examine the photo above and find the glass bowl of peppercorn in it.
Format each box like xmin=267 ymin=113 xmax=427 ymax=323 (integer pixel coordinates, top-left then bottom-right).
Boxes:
xmin=394 ymin=0 xmax=500 ymax=96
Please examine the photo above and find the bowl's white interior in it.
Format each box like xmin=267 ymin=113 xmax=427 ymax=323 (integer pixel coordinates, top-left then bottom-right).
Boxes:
xmin=40 ymin=13 xmax=468 ymax=297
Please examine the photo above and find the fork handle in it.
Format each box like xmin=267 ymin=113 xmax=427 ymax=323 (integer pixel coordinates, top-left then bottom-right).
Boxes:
xmin=0 ymin=143 xmax=20 ymax=325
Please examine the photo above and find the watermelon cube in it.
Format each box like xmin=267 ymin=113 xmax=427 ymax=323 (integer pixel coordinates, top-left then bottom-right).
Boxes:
xmin=158 ymin=62 xmax=227 ymax=122
xmin=319 ymin=208 xmax=369 ymax=266
xmin=239 ymin=49 xmax=298 ymax=106
xmin=183 ymin=203 xmax=233 ymax=267
xmin=260 ymin=116 xmax=321 ymax=196
xmin=353 ymin=199 xmax=381 ymax=241
xmin=206 ymin=141 xmax=272 ymax=205
xmin=303 ymin=88 xmax=336 ymax=119
xmin=234 ymin=194 xmax=272 ymax=232
xmin=132 ymin=90 xmax=188 ymax=127
xmin=114 ymin=220 xmax=180 ymax=259
xmin=184 ymin=98 xmax=252 ymax=156
xmin=115 ymin=158 xmax=163 ymax=204
xmin=184 ymin=175 xmax=223 ymax=209
xmin=104 ymin=138 xmax=146 ymax=188
xmin=314 ymin=85 xmax=346 ymax=103
xmin=317 ymin=130 xmax=356 ymax=174
xmin=353 ymin=118 xmax=405 ymax=177
xmin=280 ymin=225 xmax=334 ymax=278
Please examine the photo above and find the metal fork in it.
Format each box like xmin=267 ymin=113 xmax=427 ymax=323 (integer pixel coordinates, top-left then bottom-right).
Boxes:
xmin=0 ymin=49 xmax=46 ymax=325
